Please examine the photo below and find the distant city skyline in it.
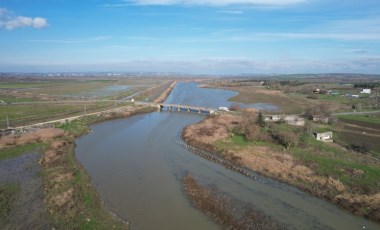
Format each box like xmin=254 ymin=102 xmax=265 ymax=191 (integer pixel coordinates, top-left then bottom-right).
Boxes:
xmin=1 ymin=0 xmax=380 ymax=74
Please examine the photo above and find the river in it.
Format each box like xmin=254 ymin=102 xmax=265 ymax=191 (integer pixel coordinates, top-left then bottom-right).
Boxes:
xmin=76 ymin=82 xmax=380 ymax=230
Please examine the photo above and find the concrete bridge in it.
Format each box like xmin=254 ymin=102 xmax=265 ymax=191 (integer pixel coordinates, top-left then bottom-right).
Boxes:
xmin=158 ymin=103 xmax=216 ymax=114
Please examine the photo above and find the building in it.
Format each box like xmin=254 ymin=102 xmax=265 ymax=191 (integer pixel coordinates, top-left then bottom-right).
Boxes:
xmin=313 ymin=89 xmax=320 ymax=94
xmin=284 ymin=116 xmax=305 ymax=126
xmin=218 ymin=107 xmax=229 ymax=112
xmin=314 ymin=131 xmax=333 ymax=142
xmin=361 ymin=89 xmax=371 ymax=94
xmin=265 ymin=115 xmax=281 ymax=122
xmin=312 ymin=115 xmax=329 ymax=124
xmin=265 ymin=115 xmax=305 ymax=126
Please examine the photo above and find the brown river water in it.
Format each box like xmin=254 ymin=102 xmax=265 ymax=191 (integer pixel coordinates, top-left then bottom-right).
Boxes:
xmin=75 ymin=82 xmax=380 ymax=230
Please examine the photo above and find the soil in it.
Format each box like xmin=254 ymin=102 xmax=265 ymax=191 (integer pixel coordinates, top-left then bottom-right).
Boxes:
xmin=0 ymin=152 xmax=51 ymax=229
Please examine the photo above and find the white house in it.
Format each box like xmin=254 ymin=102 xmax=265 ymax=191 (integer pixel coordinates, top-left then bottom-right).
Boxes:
xmin=361 ymin=89 xmax=371 ymax=94
xmin=314 ymin=131 xmax=333 ymax=142
xmin=312 ymin=115 xmax=329 ymax=124
xmin=265 ymin=115 xmax=281 ymax=122
xmin=218 ymin=107 xmax=229 ymax=112
xmin=284 ymin=115 xmax=305 ymax=126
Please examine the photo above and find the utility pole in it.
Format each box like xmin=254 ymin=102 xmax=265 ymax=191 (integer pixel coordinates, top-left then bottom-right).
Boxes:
xmin=6 ymin=115 xmax=9 ymax=128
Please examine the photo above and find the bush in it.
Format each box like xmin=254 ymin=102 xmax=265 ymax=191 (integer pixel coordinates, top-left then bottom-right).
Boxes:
xmin=349 ymin=144 xmax=369 ymax=154
xmin=307 ymin=94 xmax=319 ymax=100
xmin=229 ymin=103 xmax=241 ymax=111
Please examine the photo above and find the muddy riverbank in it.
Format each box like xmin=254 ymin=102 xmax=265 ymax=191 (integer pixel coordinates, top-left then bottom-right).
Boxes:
xmin=154 ymin=81 xmax=177 ymax=103
xmin=183 ymin=174 xmax=285 ymax=230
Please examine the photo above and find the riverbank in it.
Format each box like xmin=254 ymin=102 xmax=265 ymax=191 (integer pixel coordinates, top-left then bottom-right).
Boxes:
xmin=182 ymin=114 xmax=380 ymax=223
xmin=0 ymin=104 xmax=155 ymax=229
xmin=183 ymin=174 xmax=285 ymax=229
xmin=154 ymin=81 xmax=177 ymax=103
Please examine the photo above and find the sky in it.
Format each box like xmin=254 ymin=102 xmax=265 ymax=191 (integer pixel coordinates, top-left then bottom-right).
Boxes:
xmin=0 ymin=0 xmax=380 ymax=74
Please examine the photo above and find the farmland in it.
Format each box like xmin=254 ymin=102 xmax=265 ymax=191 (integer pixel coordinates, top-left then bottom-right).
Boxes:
xmin=0 ymin=76 xmax=175 ymax=129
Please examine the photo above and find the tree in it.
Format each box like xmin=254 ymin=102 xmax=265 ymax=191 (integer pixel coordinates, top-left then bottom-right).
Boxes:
xmin=304 ymin=104 xmax=331 ymax=120
xmin=235 ymin=111 xmax=256 ymax=135
xmin=278 ymin=131 xmax=299 ymax=149
xmin=257 ymin=112 xmax=265 ymax=127
xmin=271 ymin=129 xmax=299 ymax=149
xmin=303 ymin=121 xmax=314 ymax=144
xmin=352 ymin=103 xmax=362 ymax=112
xmin=245 ymin=124 xmax=260 ymax=141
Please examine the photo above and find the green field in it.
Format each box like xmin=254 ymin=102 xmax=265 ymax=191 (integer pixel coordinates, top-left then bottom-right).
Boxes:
xmin=337 ymin=114 xmax=380 ymax=125
xmin=0 ymin=184 xmax=21 ymax=228
xmin=0 ymin=77 xmax=171 ymax=129
xmin=217 ymin=123 xmax=380 ymax=194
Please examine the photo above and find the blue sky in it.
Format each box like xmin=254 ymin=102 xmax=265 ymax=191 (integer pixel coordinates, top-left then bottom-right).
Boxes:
xmin=0 ymin=0 xmax=380 ymax=74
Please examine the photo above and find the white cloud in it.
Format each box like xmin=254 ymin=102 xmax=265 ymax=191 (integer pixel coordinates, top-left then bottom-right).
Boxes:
xmin=0 ymin=8 xmax=48 ymax=30
xmin=119 ymin=0 xmax=307 ymax=6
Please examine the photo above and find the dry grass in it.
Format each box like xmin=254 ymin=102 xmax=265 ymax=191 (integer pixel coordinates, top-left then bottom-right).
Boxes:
xmin=183 ymin=174 xmax=285 ymax=229
xmin=335 ymin=193 xmax=380 ymax=220
xmin=234 ymin=145 xmax=345 ymax=192
xmin=0 ymin=128 xmax=65 ymax=149
xmin=0 ymin=136 xmax=16 ymax=148
xmin=50 ymin=188 xmax=75 ymax=208
xmin=183 ymin=114 xmax=242 ymax=145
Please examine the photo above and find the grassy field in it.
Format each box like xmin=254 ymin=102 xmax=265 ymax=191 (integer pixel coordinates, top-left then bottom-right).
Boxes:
xmin=204 ymin=79 xmax=379 ymax=114
xmin=226 ymin=86 xmax=310 ymax=114
xmin=338 ymin=113 xmax=380 ymax=125
xmin=0 ymin=102 xmax=120 ymax=128
xmin=214 ymin=117 xmax=380 ymax=193
xmin=0 ymin=77 xmax=173 ymax=129
xmin=0 ymin=184 xmax=21 ymax=228
xmin=221 ymin=133 xmax=380 ymax=194
xmin=0 ymin=142 xmax=47 ymax=160
xmin=0 ymin=78 xmax=164 ymax=101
